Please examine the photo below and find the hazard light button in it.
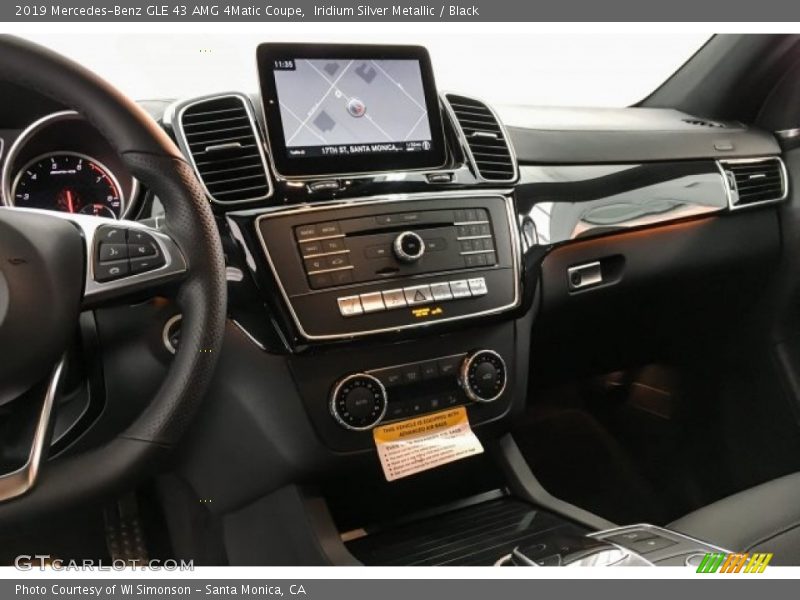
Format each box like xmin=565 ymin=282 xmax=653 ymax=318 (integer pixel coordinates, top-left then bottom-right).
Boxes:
xmin=403 ymin=284 xmax=434 ymax=306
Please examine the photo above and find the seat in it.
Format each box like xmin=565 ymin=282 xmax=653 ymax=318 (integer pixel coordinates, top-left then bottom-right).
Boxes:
xmin=669 ymin=472 xmax=800 ymax=565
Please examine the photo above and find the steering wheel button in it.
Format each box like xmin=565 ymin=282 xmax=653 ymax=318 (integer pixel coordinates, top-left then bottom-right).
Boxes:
xmin=128 ymin=242 xmax=158 ymax=258
xmin=99 ymin=243 xmax=128 ymax=262
xmin=126 ymin=229 xmax=149 ymax=242
xmin=130 ymin=255 xmax=165 ymax=274
xmin=95 ymin=259 xmax=130 ymax=282
xmin=98 ymin=226 xmax=128 ymax=243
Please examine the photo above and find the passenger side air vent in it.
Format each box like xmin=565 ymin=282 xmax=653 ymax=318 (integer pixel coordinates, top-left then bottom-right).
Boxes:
xmin=174 ymin=94 xmax=272 ymax=204
xmin=445 ymin=94 xmax=517 ymax=182
xmin=719 ymin=157 xmax=787 ymax=209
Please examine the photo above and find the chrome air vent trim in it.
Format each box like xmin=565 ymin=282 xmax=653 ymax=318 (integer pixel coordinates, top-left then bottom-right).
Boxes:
xmin=717 ymin=157 xmax=788 ymax=210
xmin=443 ymin=93 xmax=518 ymax=184
xmin=166 ymin=92 xmax=273 ymax=206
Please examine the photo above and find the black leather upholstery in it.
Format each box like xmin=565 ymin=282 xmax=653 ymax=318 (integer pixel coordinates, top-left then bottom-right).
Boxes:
xmin=669 ymin=472 xmax=800 ymax=565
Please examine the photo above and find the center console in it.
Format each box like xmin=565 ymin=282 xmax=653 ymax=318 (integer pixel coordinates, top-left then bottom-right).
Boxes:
xmin=252 ymin=192 xmax=521 ymax=448
xmin=224 ymin=44 xmax=524 ymax=452
xmin=255 ymin=193 xmax=519 ymax=340
xmin=344 ymin=493 xmax=728 ymax=567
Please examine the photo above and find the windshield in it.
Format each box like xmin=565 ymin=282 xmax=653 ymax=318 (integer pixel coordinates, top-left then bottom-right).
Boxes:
xmin=19 ymin=31 xmax=709 ymax=107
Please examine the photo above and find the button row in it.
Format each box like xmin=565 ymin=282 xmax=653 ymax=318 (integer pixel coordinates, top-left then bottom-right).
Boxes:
xmin=94 ymin=226 xmax=165 ymax=282
xmin=304 ymin=252 xmax=351 ymax=274
xmin=299 ymin=237 xmax=346 ymax=257
xmin=371 ymin=355 xmax=463 ymax=387
xmin=454 ymin=208 xmax=489 ymax=224
xmin=295 ymin=221 xmax=341 ymax=241
xmin=337 ymin=277 xmax=488 ymax=317
xmin=384 ymin=393 xmax=464 ymax=421
xmin=365 ymin=236 xmax=447 ymax=260
xmin=457 ymin=223 xmax=492 ymax=238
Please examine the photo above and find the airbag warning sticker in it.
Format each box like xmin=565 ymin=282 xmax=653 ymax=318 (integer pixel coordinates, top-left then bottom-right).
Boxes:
xmin=372 ymin=406 xmax=484 ymax=481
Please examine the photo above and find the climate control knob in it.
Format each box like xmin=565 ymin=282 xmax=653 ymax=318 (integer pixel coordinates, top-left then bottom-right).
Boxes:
xmin=393 ymin=231 xmax=425 ymax=263
xmin=330 ymin=373 xmax=388 ymax=431
xmin=459 ymin=350 xmax=507 ymax=403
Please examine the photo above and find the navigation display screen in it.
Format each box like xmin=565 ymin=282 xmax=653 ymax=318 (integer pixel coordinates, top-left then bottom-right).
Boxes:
xmin=258 ymin=44 xmax=446 ymax=177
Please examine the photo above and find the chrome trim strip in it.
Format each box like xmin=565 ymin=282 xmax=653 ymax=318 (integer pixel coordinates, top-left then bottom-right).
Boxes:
xmin=306 ymin=265 xmax=354 ymax=276
xmin=302 ymin=249 xmax=350 ymax=259
xmin=460 ymin=249 xmax=495 ymax=256
xmin=297 ymin=233 xmax=346 ymax=243
xmin=250 ymin=189 xmax=521 ymax=341
xmin=230 ymin=319 xmax=267 ymax=351
xmin=164 ymin=92 xmax=274 ymax=206
xmin=0 ymin=111 xmax=139 ymax=219
xmin=0 ymin=358 xmax=65 ymax=502
xmin=162 ymin=314 xmax=182 ymax=355
xmin=441 ymin=92 xmax=520 ymax=184
xmin=776 ymin=128 xmax=800 ymax=140
xmin=717 ymin=156 xmax=789 ymax=211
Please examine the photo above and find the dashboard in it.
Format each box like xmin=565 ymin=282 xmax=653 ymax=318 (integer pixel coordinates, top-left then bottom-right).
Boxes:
xmin=0 ymin=42 xmax=791 ymax=455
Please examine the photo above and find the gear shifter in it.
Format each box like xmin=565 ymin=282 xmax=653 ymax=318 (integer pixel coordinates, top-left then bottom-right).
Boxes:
xmin=510 ymin=530 xmax=652 ymax=567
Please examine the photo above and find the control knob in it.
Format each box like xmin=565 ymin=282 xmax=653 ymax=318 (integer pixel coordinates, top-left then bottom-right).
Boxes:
xmin=330 ymin=373 xmax=388 ymax=431
xmin=459 ymin=350 xmax=507 ymax=403
xmin=393 ymin=231 xmax=425 ymax=263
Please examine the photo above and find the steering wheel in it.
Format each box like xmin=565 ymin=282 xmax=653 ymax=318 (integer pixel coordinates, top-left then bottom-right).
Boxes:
xmin=0 ymin=36 xmax=226 ymax=524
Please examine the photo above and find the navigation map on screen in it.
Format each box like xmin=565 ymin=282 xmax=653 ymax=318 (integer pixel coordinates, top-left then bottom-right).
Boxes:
xmin=273 ymin=58 xmax=434 ymax=159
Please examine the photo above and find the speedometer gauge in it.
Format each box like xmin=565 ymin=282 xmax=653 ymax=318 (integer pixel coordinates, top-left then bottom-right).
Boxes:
xmin=11 ymin=152 xmax=124 ymax=218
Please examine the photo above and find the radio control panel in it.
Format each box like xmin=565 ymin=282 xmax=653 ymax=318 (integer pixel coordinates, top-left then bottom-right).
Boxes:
xmin=256 ymin=194 xmax=519 ymax=340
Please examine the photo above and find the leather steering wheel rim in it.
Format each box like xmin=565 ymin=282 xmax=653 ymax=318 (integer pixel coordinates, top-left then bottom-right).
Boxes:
xmin=0 ymin=36 xmax=227 ymax=525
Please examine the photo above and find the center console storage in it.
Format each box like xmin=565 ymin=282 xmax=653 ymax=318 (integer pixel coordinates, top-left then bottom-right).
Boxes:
xmin=343 ymin=492 xmax=727 ymax=567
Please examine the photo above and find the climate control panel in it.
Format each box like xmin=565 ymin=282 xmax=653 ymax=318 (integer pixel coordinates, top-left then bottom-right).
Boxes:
xmin=329 ymin=349 xmax=508 ymax=431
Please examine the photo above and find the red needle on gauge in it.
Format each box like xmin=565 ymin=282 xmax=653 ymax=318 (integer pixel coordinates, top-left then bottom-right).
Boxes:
xmin=65 ymin=189 xmax=76 ymax=213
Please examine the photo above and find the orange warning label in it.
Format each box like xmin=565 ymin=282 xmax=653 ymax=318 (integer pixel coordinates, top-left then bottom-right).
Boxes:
xmin=372 ymin=406 xmax=484 ymax=481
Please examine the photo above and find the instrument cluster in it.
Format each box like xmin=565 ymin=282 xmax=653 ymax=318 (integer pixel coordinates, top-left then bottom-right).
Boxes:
xmin=1 ymin=111 xmax=138 ymax=219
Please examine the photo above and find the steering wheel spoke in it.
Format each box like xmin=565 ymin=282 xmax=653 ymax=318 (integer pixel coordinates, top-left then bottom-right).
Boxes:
xmin=0 ymin=359 xmax=65 ymax=502
xmin=72 ymin=214 xmax=188 ymax=306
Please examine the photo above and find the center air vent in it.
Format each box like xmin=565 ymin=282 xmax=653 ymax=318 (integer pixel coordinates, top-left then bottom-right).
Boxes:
xmin=175 ymin=94 xmax=272 ymax=204
xmin=719 ymin=157 xmax=787 ymax=209
xmin=445 ymin=94 xmax=517 ymax=182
